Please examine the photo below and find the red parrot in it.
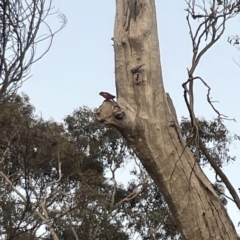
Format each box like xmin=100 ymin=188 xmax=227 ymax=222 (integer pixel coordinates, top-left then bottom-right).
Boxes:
xmin=99 ymin=92 xmax=116 ymax=101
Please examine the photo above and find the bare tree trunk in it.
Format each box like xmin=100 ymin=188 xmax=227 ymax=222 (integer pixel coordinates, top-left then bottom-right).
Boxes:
xmin=40 ymin=201 xmax=60 ymax=240
xmin=48 ymin=227 xmax=60 ymax=240
xmin=96 ymin=0 xmax=238 ymax=239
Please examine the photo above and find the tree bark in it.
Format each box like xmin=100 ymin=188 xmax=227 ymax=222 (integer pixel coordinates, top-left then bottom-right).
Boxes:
xmin=96 ymin=0 xmax=238 ymax=239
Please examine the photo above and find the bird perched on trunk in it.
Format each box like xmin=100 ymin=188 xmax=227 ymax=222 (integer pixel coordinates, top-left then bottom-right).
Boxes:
xmin=99 ymin=92 xmax=116 ymax=101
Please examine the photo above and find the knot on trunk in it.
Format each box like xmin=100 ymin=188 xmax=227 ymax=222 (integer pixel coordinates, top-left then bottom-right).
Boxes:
xmin=96 ymin=101 xmax=125 ymax=125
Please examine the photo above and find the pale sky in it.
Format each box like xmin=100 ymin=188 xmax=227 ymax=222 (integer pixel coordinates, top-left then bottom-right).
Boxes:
xmin=21 ymin=0 xmax=240 ymax=235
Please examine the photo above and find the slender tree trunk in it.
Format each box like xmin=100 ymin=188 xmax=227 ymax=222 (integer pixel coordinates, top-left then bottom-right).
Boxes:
xmin=97 ymin=0 xmax=238 ymax=239
xmin=48 ymin=227 xmax=59 ymax=240
xmin=41 ymin=202 xmax=60 ymax=240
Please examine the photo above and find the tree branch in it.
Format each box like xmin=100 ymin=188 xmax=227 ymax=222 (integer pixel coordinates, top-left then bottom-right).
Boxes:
xmin=199 ymin=139 xmax=240 ymax=209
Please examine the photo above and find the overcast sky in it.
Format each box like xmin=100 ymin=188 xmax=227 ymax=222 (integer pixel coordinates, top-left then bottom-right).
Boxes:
xmin=21 ymin=0 xmax=240 ymax=235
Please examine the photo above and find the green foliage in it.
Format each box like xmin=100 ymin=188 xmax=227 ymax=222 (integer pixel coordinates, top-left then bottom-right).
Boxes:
xmin=180 ymin=117 xmax=237 ymax=167
xmin=180 ymin=117 xmax=240 ymax=206
xmin=123 ymin=181 xmax=181 ymax=240
xmin=0 ymin=95 xmax=154 ymax=239
xmin=212 ymin=182 xmax=228 ymax=206
xmin=0 ymin=95 xmax=236 ymax=239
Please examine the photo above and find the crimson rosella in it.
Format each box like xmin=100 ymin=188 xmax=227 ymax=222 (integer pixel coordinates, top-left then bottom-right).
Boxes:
xmin=99 ymin=92 xmax=115 ymax=101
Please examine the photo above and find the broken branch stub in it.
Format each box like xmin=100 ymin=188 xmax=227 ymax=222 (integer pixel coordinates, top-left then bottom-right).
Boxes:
xmin=96 ymin=101 xmax=125 ymax=127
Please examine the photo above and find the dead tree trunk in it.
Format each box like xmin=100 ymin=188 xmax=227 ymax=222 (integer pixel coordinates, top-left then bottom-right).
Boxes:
xmin=96 ymin=1 xmax=238 ymax=239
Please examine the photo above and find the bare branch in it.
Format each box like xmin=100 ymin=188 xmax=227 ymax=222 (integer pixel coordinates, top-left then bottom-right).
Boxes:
xmin=0 ymin=0 xmax=67 ymax=100
xmin=183 ymin=0 xmax=240 ymax=210
xmin=199 ymin=139 xmax=240 ymax=209
xmin=184 ymin=0 xmax=239 ymax=111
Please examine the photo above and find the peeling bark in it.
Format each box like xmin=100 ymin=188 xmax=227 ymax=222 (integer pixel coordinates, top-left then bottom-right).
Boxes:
xmin=97 ymin=0 xmax=238 ymax=239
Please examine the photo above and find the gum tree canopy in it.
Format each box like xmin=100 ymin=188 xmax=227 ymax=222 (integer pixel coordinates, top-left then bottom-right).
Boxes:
xmin=96 ymin=0 xmax=239 ymax=239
